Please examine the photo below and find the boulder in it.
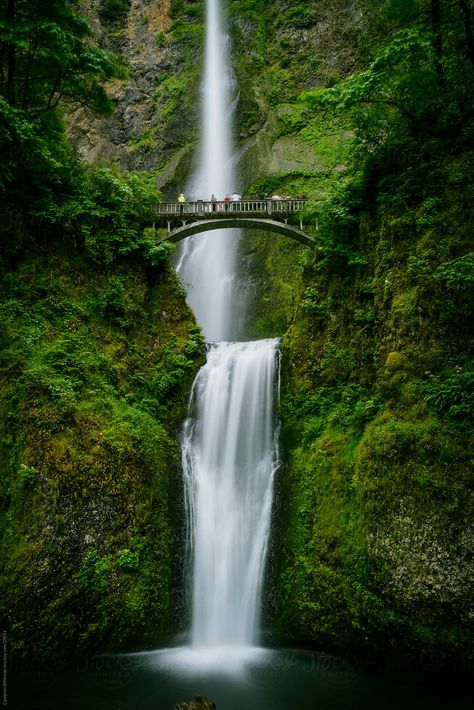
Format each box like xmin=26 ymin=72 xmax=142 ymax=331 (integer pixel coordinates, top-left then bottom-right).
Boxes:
xmin=175 ymin=695 xmax=216 ymax=710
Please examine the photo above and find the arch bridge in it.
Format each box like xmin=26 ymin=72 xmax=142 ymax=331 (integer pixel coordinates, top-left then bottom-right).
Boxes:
xmin=155 ymin=199 xmax=314 ymax=247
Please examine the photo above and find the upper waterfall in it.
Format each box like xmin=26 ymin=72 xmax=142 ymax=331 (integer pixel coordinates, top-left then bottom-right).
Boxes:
xmin=191 ymin=0 xmax=235 ymax=197
xmin=176 ymin=0 xmax=239 ymax=342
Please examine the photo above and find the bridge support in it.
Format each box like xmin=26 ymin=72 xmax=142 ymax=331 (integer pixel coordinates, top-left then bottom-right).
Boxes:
xmin=157 ymin=217 xmax=315 ymax=248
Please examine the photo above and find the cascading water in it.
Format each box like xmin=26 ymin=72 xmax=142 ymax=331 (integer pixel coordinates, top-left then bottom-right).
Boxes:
xmin=182 ymin=340 xmax=280 ymax=649
xmin=177 ymin=0 xmax=280 ymax=656
xmin=15 ymin=1 xmax=474 ymax=706
xmin=176 ymin=0 xmax=239 ymax=342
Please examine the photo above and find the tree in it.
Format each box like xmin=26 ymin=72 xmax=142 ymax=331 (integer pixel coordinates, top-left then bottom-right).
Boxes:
xmin=0 ymin=0 xmax=123 ymax=248
xmin=0 ymin=0 xmax=121 ymax=115
xmin=302 ymin=0 xmax=474 ymax=143
xmin=458 ymin=0 xmax=474 ymax=64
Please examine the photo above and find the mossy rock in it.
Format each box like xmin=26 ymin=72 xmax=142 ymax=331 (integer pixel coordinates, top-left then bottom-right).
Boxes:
xmin=385 ymin=351 xmax=405 ymax=370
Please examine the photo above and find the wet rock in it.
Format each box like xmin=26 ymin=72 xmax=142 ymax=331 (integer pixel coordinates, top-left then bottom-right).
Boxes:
xmin=69 ymin=0 xmax=198 ymax=173
xmin=175 ymin=695 xmax=216 ymax=710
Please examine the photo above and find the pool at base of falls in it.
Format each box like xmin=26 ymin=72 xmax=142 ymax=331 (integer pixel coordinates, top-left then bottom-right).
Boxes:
xmin=10 ymin=646 xmax=473 ymax=710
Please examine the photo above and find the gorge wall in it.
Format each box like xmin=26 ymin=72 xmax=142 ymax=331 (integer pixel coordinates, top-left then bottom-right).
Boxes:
xmin=0 ymin=241 xmax=204 ymax=662
xmin=1 ymin=0 xmax=472 ymax=665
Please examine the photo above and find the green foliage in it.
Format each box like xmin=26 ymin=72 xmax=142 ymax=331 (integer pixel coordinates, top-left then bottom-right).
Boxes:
xmin=117 ymin=548 xmax=140 ymax=572
xmin=305 ymin=188 xmax=367 ymax=276
xmin=152 ymin=74 xmax=193 ymax=120
xmin=77 ymin=549 xmax=113 ymax=591
xmin=275 ymin=104 xmax=308 ymax=136
xmin=0 ymin=95 xmax=71 ymax=231
xmin=0 ymin=0 xmax=205 ymax=667
xmin=421 ymin=369 xmax=474 ymax=424
xmin=130 ymin=129 xmax=156 ymax=151
xmin=300 ymin=288 xmax=330 ymax=321
xmin=61 ymin=167 xmax=163 ymax=265
xmin=99 ymin=0 xmax=131 ymax=24
xmin=277 ymin=4 xmax=317 ymax=30
xmin=265 ymin=1 xmax=474 ymax=660
xmin=0 ymin=0 xmax=123 ymax=114
xmin=170 ymin=1 xmax=203 ymax=21
xmin=433 ymin=252 xmax=474 ymax=288
xmin=17 ymin=464 xmax=38 ymax=487
xmin=302 ymin=1 xmax=474 ymax=170
xmin=0 ymin=1 xmax=131 ymax=256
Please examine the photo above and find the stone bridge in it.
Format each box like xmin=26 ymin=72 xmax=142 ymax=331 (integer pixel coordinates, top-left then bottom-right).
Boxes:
xmin=155 ymin=199 xmax=315 ymax=247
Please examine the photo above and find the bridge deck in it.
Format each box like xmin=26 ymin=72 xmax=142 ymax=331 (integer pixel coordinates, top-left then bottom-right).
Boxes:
xmin=156 ymin=199 xmax=307 ymax=219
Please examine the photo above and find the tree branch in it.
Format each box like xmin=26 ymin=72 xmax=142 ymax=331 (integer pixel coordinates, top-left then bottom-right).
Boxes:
xmin=459 ymin=0 xmax=474 ymax=64
xmin=356 ymin=96 xmax=420 ymax=126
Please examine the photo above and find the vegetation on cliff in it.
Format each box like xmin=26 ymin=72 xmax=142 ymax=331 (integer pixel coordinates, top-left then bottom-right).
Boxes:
xmin=233 ymin=0 xmax=473 ymax=660
xmin=0 ymin=0 xmax=473 ymax=667
xmin=0 ymin=0 xmax=203 ymax=663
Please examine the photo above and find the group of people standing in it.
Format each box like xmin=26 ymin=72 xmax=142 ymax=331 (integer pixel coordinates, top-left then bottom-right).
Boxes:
xmin=178 ymin=192 xmax=242 ymax=203
xmin=177 ymin=191 xmax=242 ymax=212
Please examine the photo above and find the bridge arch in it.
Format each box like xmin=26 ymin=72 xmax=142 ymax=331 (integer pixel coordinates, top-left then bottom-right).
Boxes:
xmin=158 ymin=217 xmax=315 ymax=248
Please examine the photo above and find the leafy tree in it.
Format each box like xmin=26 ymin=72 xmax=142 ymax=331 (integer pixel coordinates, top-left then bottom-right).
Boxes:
xmin=0 ymin=95 xmax=71 ymax=236
xmin=0 ymin=0 xmax=121 ymax=113
xmin=302 ymin=0 xmax=474 ymax=199
xmin=0 ymin=0 xmax=124 ymax=250
xmin=58 ymin=167 xmax=165 ymax=265
xmin=305 ymin=1 xmax=473 ymax=124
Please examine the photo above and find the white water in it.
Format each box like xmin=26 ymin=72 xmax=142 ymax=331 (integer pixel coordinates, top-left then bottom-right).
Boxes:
xmin=176 ymin=0 xmax=239 ymax=341
xmin=175 ymin=0 xmax=280 ymax=662
xmin=182 ymin=340 xmax=280 ymax=648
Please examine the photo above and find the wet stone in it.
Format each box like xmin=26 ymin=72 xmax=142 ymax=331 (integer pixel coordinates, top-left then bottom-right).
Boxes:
xmin=175 ymin=695 xmax=217 ymax=710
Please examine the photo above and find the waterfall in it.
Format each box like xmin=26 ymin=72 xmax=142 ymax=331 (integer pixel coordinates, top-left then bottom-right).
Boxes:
xmin=182 ymin=340 xmax=280 ymax=648
xmin=176 ymin=0 xmax=239 ymax=342
xmin=177 ymin=0 xmax=280 ymax=655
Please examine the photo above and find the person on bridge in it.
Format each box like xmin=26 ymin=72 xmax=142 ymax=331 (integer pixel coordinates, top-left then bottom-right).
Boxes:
xmin=211 ymin=194 xmax=217 ymax=212
xmin=224 ymin=194 xmax=231 ymax=212
xmin=178 ymin=192 xmax=185 ymax=214
xmin=231 ymin=192 xmax=241 ymax=211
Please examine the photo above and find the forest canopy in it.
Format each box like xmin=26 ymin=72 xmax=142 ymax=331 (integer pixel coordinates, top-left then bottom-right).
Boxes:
xmin=0 ymin=0 xmax=161 ymax=263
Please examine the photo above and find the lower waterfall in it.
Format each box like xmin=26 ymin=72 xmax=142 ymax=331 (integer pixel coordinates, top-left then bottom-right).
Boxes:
xmin=182 ymin=339 xmax=280 ymax=649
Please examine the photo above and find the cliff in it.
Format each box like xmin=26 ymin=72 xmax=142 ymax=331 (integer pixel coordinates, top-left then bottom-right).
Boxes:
xmin=0 ymin=237 xmax=203 ymax=662
xmin=68 ymin=1 xmax=202 ymax=195
xmin=1 ymin=0 xmax=472 ymax=666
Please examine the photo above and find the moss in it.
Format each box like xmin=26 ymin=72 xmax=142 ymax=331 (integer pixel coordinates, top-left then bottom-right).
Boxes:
xmin=266 ymin=144 xmax=474 ymax=660
xmin=0 ymin=244 xmax=203 ymax=664
xmin=385 ymin=351 xmax=404 ymax=370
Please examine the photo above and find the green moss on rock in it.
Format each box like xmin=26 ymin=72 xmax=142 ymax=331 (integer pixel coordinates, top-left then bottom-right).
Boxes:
xmin=0 ymin=245 xmax=203 ymax=664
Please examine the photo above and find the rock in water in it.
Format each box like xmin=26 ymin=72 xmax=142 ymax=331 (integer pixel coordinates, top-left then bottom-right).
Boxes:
xmin=175 ymin=696 xmax=216 ymax=710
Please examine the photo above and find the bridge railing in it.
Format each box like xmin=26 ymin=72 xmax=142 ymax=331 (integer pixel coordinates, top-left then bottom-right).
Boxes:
xmin=156 ymin=199 xmax=308 ymax=218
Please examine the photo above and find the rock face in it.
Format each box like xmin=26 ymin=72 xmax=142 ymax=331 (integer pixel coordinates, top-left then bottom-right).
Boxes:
xmin=231 ymin=0 xmax=360 ymax=189
xmin=68 ymin=0 xmax=199 ymax=180
xmin=175 ymin=696 xmax=217 ymax=710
